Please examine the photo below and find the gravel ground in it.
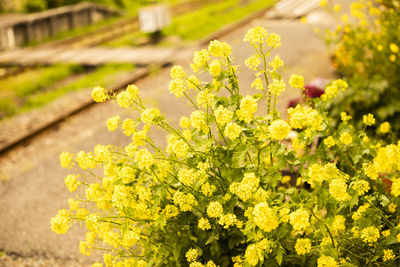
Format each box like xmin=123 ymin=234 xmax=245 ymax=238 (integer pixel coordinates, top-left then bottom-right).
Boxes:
xmin=0 ymin=5 xmax=339 ymax=265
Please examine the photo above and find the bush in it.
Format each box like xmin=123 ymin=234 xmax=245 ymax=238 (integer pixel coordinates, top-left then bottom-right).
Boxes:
xmin=53 ymin=26 xmax=400 ymax=266
xmin=321 ymin=0 xmax=400 ymax=136
xmin=24 ymin=0 xmax=48 ymax=12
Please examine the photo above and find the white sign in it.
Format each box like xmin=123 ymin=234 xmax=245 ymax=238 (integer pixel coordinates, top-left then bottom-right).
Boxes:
xmin=138 ymin=5 xmax=171 ymax=33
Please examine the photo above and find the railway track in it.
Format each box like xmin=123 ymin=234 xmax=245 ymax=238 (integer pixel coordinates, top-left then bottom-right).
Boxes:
xmin=0 ymin=1 xmax=278 ymax=156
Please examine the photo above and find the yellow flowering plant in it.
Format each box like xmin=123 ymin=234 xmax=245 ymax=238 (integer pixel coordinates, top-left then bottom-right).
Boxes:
xmin=321 ymin=0 xmax=400 ymax=137
xmin=53 ymin=26 xmax=400 ymax=266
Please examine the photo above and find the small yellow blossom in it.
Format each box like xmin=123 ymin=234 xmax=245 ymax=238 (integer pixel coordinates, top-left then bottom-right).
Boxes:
xmin=186 ymin=248 xmax=199 ymax=262
xmin=198 ymin=218 xmax=211 ymax=230
xmin=224 ymin=122 xmax=242 ymax=140
xmin=170 ymin=65 xmax=186 ymax=79
xmin=92 ymin=86 xmax=108 ymax=102
xmin=363 ymin=113 xmax=375 ymax=126
xmin=360 ymin=226 xmax=380 ymax=243
xmin=379 ymin=122 xmax=391 ymax=134
xmin=252 ymin=202 xmax=279 ymax=232
xmin=324 ymin=136 xmax=336 ymax=148
xmin=317 ymin=255 xmax=338 ymax=267
xmin=289 ymin=74 xmax=304 ymax=89
xmin=208 ymin=40 xmax=232 ymax=57
xmin=179 ymin=116 xmax=190 ymax=128
xmin=59 ymin=152 xmax=73 ymax=168
xmin=268 ymin=120 xmax=291 ymax=140
xmin=339 ymin=132 xmax=352 ymax=145
xmin=295 ymin=238 xmax=312 ymax=255
xmin=289 ymin=209 xmax=310 ymax=231
xmin=207 ymin=201 xmax=223 ymax=218
xmin=383 ymin=249 xmax=395 ymax=262
xmin=268 ymin=79 xmax=286 ymax=95
xmin=106 ymin=115 xmax=120 ymax=132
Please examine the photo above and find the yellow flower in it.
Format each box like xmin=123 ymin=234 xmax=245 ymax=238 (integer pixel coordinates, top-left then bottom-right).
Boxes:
xmin=190 ymin=110 xmax=206 ymax=130
xmin=266 ymin=33 xmax=281 ymax=48
xmin=379 ymin=122 xmax=391 ymax=134
xmin=106 ymin=115 xmax=120 ymax=132
xmin=268 ymin=120 xmax=291 ymax=140
xmin=269 ymin=55 xmax=283 ymax=70
xmin=339 ymin=132 xmax=352 ymax=145
xmin=134 ymin=148 xmax=154 ymax=170
xmin=390 ymin=43 xmax=399 ymax=53
xmin=390 ymin=54 xmax=397 ymax=62
xmin=208 ymin=40 xmax=232 ymax=57
xmin=341 ymin=112 xmax=352 ymax=123
xmin=65 ymin=174 xmax=81 ymax=192
xmin=391 ymin=178 xmax=400 ymax=197
xmin=214 ymin=105 xmax=233 ymax=125
xmin=218 ymin=213 xmax=238 ymax=229
xmin=191 ymin=49 xmax=210 ymax=72
xmin=319 ymin=0 xmax=327 ymax=7
xmin=245 ymin=55 xmax=261 ymax=71
xmin=289 ymin=209 xmax=310 ymax=231
xmin=360 ymin=226 xmax=380 ymax=243
xmin=383 ymin=249 xmax=395 ymax=262
xmin=173 ymin=191 xmax=197 ymax=212
xmin=329 ymin=178 xmax=351 ymax=202
xmin=209 ymin=59 xmax=222 ymax=77
xmin=224 ymin=122 xmax=242 ymax=140
xmin=252 ymin=202 xmax=279 ymax=232
xmin=186 ymin=248 xmax=199 ymax=262
xmin=59 ymin=152 xmax=73 ymax=168
xmin=317 ymin=255 xmax=338 ymax=267
xmin=244 ymin=26 xmax=268 ymax=44
xmin=198 ymin=218 xmax=211 ymax=230
xmin=91 ymin=86 xmax=108 ymax=102
xmin=324 ymin=136 xmax=335 ymax=148
xmin=295 ymin=238 xmax=311 ymax=255
xmin=197 ymin=90 xmax=215 ymax=108
xmin=334 ymin=4 xmax=342 ymax=12
xmin=363 ymin=113 xmax=375 ymax=126
xmin=388 ymin=203 xmax=396 ymax=213
xmin=207 ymin=201 xmax=223 ymax=218
xmin=331 ymin=215 xmax=346 ymax=235
xmin=352 ymin=180 xmax=370 ymax=195
xmin=170 ymin=65 xmax=186 ymax=79
xmin=289 ymin=74 xmax=304 ymax=89
xmin=179 ymin=116 xmax=190 ymax=128
xmin=268 ymin=79 xmax=286 ymax=95
xmin=169 ymin=78 xmax=186 ymax=97
xmin=50 ymin=209 xmax=71 ymax=234
xmin=237 ymin=95 xmax=258 ymax=123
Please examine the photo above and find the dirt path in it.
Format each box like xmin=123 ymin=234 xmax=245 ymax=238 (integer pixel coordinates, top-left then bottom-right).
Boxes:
xmin=0 ymin=4 xmax=339 ymax=266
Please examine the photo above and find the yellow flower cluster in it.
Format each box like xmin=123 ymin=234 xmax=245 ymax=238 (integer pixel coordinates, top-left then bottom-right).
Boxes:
xmin=252 ymin=202 xmax=279 ymax=232
xmin=289 ymin=74 xmax=304 ymax=89
xmin=363 ymin=113 xmax=375 ymax=126
xmin=230 ymin=173 xmax=259 ymax=202
xmin=268 ymin=119 xmax=291 ymax=140
xmin=91 ymin=86 xmax=108 ymax=103
xmin=208 ymin=40 xmax=232 ymax=57
xmin=245 ymin=55 xmax=261 ymax=71
xmin=237 ymin=95 xmax=258 ymax=123
xmin=173 ymin=191 xmax=197 ymax=212
xmin=191 ymin=49 xmax=210 ymax=72
xmin=317 ymin=255 xmax=338 ymax=267
xmin=289 ymin=209 xmax=310 ymax=231
xmin=295 ymin=238 xmax=311 ymax=255
xmin=321 ymin=79 xmax=348 ymax=101
xmin=352 ymin=180 xmax=370 ymax=195
xmin=243 ymin=25 xmax=269 ymax=44
xmin=207 ymin=201 xmax=223 ymax=218
xmin=224 ymin=122 xmax=242 ymax=140
xmin=287 ymin=105 xmax=322 ymax=131
xmin=244 ymin=239 xmax=272 ymax=266
xmin=214 ymin=105 xmax=232 ymax=125
xmin=268 ymin=79 xmax=286 ymax=96
xmin=329 ymin=178 xmax=351 ymax=202
xmin=360 ymin=226 xmax=380 ymax=244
